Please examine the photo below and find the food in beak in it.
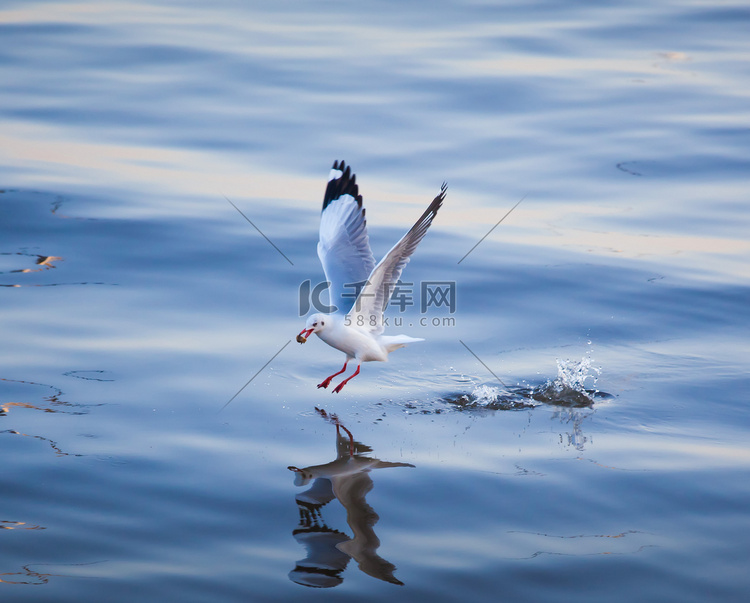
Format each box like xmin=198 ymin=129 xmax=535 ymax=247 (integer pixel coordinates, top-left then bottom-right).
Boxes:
xmin=296 ymin=334 xmax=307 ymax=344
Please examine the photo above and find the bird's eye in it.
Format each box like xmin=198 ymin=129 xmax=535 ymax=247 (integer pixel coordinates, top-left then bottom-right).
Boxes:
xmin=313 ymin=322 xmax=317 ymax=327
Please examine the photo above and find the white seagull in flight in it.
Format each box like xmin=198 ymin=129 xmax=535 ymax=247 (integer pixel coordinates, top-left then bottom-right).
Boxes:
xmin=297 ymin=160 xmax=446 ymax=393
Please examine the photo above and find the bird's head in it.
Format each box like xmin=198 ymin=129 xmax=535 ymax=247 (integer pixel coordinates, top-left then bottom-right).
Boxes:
xmin=297 ymin=313 xmax=329 ymax=344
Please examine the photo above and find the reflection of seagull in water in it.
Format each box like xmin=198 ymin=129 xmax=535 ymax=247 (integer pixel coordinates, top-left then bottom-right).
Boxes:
xmin=288 ymin=409 xmax=414 ymax=587
xmin=297 ymin=161 xmax=446 ymax=393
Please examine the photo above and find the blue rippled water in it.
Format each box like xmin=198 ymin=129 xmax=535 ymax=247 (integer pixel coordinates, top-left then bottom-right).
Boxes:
xmin=2 ymin=1 xmax=749 ymax=601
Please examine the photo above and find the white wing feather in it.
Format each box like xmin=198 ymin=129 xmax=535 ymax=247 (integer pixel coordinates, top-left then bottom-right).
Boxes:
xmin=350 ymin=183 xmax=446 ymax=334
xmin=317 ymin=161 xmax=376 ymax=314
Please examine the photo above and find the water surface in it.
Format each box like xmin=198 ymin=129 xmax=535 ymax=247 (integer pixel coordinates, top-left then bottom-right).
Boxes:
xmin=1 ymin=1 xmax=749 ymax=601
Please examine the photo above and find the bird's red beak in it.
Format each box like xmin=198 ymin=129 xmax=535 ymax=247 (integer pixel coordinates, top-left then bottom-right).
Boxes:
xmin=297 ymin=328 xmax=314 ymax=344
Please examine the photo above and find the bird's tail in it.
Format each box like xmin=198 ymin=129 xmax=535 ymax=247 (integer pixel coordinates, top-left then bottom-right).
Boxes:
xmin=379 ymin=335 xmax=424 ymax=354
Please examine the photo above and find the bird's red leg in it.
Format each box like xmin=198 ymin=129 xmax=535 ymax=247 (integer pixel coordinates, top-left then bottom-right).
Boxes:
xmin=333 ymin=421 xmax=355 ymax=456
xmin=340 ymin=423 xmax=355 ymax=457
xmin=317 ymin=360 xmax=348 ymax=389
xmin=332 ymin=364 xmax=360 ymax=394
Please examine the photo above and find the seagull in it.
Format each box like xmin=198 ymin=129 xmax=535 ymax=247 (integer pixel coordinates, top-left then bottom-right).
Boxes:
xmin=297 ymin=160 xmax=446 ymax=393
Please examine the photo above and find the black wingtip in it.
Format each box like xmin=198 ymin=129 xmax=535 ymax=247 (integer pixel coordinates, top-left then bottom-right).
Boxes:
xmin=438 ymin=181 xmax=448 ymax=200
xmin=403 ymin=181 xmax=447 ymax=241
xmin=323 ymin=160 xmax=363 ymax=211
xmin=430 ymin=181 xmax=448 ymax=212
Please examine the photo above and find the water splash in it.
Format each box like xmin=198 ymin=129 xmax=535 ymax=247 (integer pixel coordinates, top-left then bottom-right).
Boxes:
xmin=472 ymin=385 xmax=502 ymax=404
xmin=443 ymin=384 xmax=537 ymax=411
xmin=529 ymin=355 xmax=603 ymax=407
xmin=442 ymin=353 xmax=608 ymax=411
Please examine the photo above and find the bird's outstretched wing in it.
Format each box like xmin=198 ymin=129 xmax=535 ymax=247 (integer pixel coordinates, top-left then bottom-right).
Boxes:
xmin=317 ymin=161 xmax=376 ymax=314
xmin=350 ymin=183 xmax=446 ymax=334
